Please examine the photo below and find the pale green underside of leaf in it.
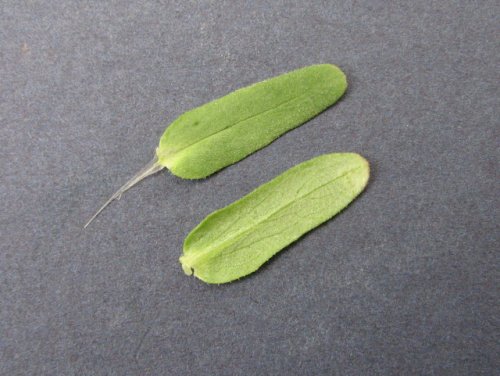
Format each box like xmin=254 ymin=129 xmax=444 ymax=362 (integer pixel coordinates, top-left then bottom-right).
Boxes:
xmin=156 ymin=64 xmax=347 ymax=179
xmin=180 ymin=153 xmax=369 ymax=284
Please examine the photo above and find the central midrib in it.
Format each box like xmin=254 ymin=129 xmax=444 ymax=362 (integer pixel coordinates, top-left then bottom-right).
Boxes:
xmin=184 ymin=165 xmax=363 ymax=265
xmin=169 ymin=93 xmax=304 ymax=157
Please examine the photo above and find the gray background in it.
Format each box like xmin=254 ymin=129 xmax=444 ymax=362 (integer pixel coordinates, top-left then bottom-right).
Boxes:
xmin=1 ymin=1 xmax=498 ymax=375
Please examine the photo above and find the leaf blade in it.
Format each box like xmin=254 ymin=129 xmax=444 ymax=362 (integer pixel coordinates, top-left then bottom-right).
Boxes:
xmin=157 ymin=64 xmax=347 ymax=178
xmin=180 ymin=153 xmax=369 ymax=283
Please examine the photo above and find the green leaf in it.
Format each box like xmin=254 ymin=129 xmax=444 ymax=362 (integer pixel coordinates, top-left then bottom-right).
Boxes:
xmin=85 ymin=64 xmax=346 ymax=228
xmin=180 ymin=153 xmax=369 ymax=284
xmin=157 ymin=64 xmax=347 ymax=178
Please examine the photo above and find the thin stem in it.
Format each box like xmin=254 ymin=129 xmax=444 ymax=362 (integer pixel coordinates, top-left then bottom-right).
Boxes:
xmin=84 ymin=155 xmax=164 ymax=228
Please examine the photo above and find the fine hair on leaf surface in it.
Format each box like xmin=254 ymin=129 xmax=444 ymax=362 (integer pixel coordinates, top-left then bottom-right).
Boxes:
xmin=180 ymin=153 xmax=369 ymax=284
xmin=85 ymin=64 xmax=347 ymax=227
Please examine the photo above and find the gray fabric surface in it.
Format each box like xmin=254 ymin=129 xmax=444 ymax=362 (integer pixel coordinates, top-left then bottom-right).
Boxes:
xmin=1 ymin=1 xmax=498 ymax=375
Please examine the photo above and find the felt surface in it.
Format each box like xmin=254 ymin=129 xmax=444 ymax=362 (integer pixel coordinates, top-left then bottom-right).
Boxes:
xmin=1 ymin=1 xmax=498 ymax=375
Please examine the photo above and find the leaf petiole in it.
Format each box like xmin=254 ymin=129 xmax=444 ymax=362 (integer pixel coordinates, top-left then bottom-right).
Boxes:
xmin=84 ymin=156 xmax=164 ymax=228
